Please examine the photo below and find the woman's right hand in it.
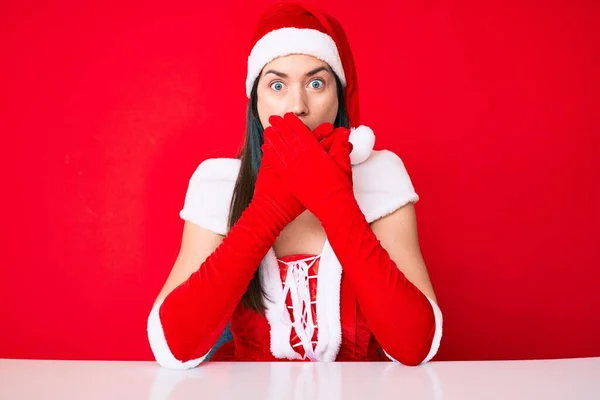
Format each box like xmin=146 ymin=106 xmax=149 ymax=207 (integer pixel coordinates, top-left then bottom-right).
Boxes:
xmin=252 ymin=121 xmax=336 ymax=227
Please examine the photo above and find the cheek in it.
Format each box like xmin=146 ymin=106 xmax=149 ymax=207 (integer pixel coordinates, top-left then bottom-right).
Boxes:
xmin=256 ymin=91 xmax=282 ymax=128
xmin=329 ymin=98 xmax=339 ymax=121
xmin=313 ymin=91 xmax=339 ymax=122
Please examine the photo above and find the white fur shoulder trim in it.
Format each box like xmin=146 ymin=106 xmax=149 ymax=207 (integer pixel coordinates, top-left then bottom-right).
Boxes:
xmin=179 ymin=158 xmax=241 ymax=236
xmin=179 ymin=150 xmax=417 ymax=234
xmin=147 ymin=299 xmax=208 ymax=370
xmin=352 ymin=149 xmax=419 ymax=224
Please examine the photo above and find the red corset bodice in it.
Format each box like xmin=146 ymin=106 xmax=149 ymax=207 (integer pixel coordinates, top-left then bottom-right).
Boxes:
xmin=210 ymin=254 xmax=388 ymax=362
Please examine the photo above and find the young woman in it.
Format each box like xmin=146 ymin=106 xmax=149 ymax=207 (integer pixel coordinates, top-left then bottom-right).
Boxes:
xmin=147 ymin=2 xmax=443 ymax=369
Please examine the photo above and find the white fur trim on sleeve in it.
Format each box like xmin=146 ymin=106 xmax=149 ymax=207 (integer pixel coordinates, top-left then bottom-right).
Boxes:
xmin=179 ymin=158 xmax=241 ymax=236
xmin=352 ymin=149 xmax=419 ymax=224
xmin=147 ymin=299 xmax=208 ymax=370
xmin=383 ymin=295 xmax=443 ymax=365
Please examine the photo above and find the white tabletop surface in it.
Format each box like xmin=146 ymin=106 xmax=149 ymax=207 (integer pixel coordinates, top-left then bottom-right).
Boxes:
xmin=1 ymin=357 xmax=599 ymax=399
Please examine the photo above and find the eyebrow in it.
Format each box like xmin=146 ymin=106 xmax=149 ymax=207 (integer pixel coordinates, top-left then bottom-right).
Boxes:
xmin=263 ymin=66 xmax=331 ymax=78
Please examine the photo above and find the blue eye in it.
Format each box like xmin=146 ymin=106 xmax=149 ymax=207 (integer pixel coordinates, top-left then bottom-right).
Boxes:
xmin=270 ymin=81 xmax=284 ymax=91
xmin=310 ymin=79 xmax=324 ymax=89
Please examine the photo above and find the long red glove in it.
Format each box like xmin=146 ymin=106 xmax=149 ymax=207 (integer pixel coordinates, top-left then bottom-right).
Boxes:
xmin=148 ymin=122 xmax=335 ymax=368
xmin=264 ymin=113 xmax=440 ymax=366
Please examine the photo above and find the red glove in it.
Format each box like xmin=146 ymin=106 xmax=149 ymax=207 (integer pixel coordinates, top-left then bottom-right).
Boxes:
xmin=149 ymin=120 xmax=337 ymax=368
xmin=264 ymin=113 xmax=439 ymax=365
xmin=266 ymin=113 xmax=354 ymax=217
xmin=258 ymin=121 xmax=337 ymax=224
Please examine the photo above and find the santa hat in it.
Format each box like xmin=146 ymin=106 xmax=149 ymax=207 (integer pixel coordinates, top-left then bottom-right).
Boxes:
xmin=245 ymin=1 xmax=375 ymax=165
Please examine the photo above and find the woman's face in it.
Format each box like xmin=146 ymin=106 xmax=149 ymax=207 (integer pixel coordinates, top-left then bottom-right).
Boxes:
xmin=256 ymin=54 xmax=339 ymax=131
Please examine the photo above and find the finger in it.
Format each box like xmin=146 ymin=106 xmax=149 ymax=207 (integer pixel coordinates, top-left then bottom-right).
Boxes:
xmin=268 ymin=114 xmax=284 ymax=127
xmin=263 ymin=129 xmax=287 ymax=165
xmin=329 ymin=129 xmax=352 ymax=167
xmin=330 ymin=144 xmax=352 ymax=175
xmin=313 ymin=122 xmax=335 ymax=141
xmin=263 ymin=127 xmax=286 ymax=159
xmin=329 ymin=139 xmax=350 ymax=163
xmin=321 ymin=127 xmax=349 ymax=155
xmin=283 ymin=113 xmax=314 ymax=140
xmin=319 ymin=134 xmax=336 ymax=152
xmin=334 ymin=126 xmax=351 ymax=140
xmin=329 ymin=127 xmax=351 ymax=150
xmin=330 ymin=136 xmax=352 ymax=160
xmin=263 ymin=126 xmax=276 ymax=142
xmin=340 ymin=128 xmax=354 ymax=154
xmin=269 ymin=115 xmax=297 ymax=147
xmin=260 ymin=142 xmax=275 ymax=169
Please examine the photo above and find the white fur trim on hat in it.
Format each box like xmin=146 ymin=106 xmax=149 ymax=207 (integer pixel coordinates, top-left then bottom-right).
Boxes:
xmin=246 ymin=27 xmax=347 ymax=97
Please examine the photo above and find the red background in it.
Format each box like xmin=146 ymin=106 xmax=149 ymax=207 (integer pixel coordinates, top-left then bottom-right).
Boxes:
xmin=1 ymin=0 xmax=599 ymax=361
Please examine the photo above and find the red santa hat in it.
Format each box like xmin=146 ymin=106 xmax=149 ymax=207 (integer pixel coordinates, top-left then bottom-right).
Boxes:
xmin=245 ymin=1 xmax=375 ymax=165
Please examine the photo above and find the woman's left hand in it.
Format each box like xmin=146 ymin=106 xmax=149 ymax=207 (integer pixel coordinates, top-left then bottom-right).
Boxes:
xmin=264 ymin=112 xmax=356 ymax=219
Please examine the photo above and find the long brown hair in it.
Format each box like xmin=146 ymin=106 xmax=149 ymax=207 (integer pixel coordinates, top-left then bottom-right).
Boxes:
xmin=228 ymin=71 xmax=350 ymax=314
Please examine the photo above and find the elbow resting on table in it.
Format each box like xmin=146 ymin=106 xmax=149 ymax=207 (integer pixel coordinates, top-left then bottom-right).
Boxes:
xmin=383 ymin=296 xmax=444 ymax=366
xmin=147 ymin=299 xmax=209 ymax=370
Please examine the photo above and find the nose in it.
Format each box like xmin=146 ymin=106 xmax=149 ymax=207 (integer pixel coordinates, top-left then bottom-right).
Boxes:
xmin=287 ymin=85 xmax=308 ymax=118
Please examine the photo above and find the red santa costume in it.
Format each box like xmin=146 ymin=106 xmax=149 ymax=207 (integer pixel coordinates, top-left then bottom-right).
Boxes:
xmin=147 ymin=2 xmax=443 ymax=368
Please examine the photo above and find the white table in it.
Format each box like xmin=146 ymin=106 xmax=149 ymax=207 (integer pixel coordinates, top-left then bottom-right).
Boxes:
xmin=1 ymin=357 xmax=599 ymax=399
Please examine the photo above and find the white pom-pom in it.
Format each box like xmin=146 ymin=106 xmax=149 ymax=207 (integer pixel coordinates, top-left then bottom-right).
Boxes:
xmin=349 ymin=125 xmax=375 ymax=165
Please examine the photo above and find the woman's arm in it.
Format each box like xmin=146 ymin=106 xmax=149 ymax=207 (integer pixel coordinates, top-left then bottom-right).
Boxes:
xmin=153 ymin=222 xmax=224 ymax=307
xmin=148 ymin=192 xmax=288 ymax=369
xmin=148 ymin=136 xmax=315 ymax=369
xmin=317 ymin=194 xmax=442 ymax=366
xmin=370 ymin=203 xmax=437 ymax=304
xmin=261 ymin=114 xmax=443 ymax=365
xmin=147 ymin=221 xmax=227 ymax=370
xmin=369 ymin=203 xmax=443 ymax=363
